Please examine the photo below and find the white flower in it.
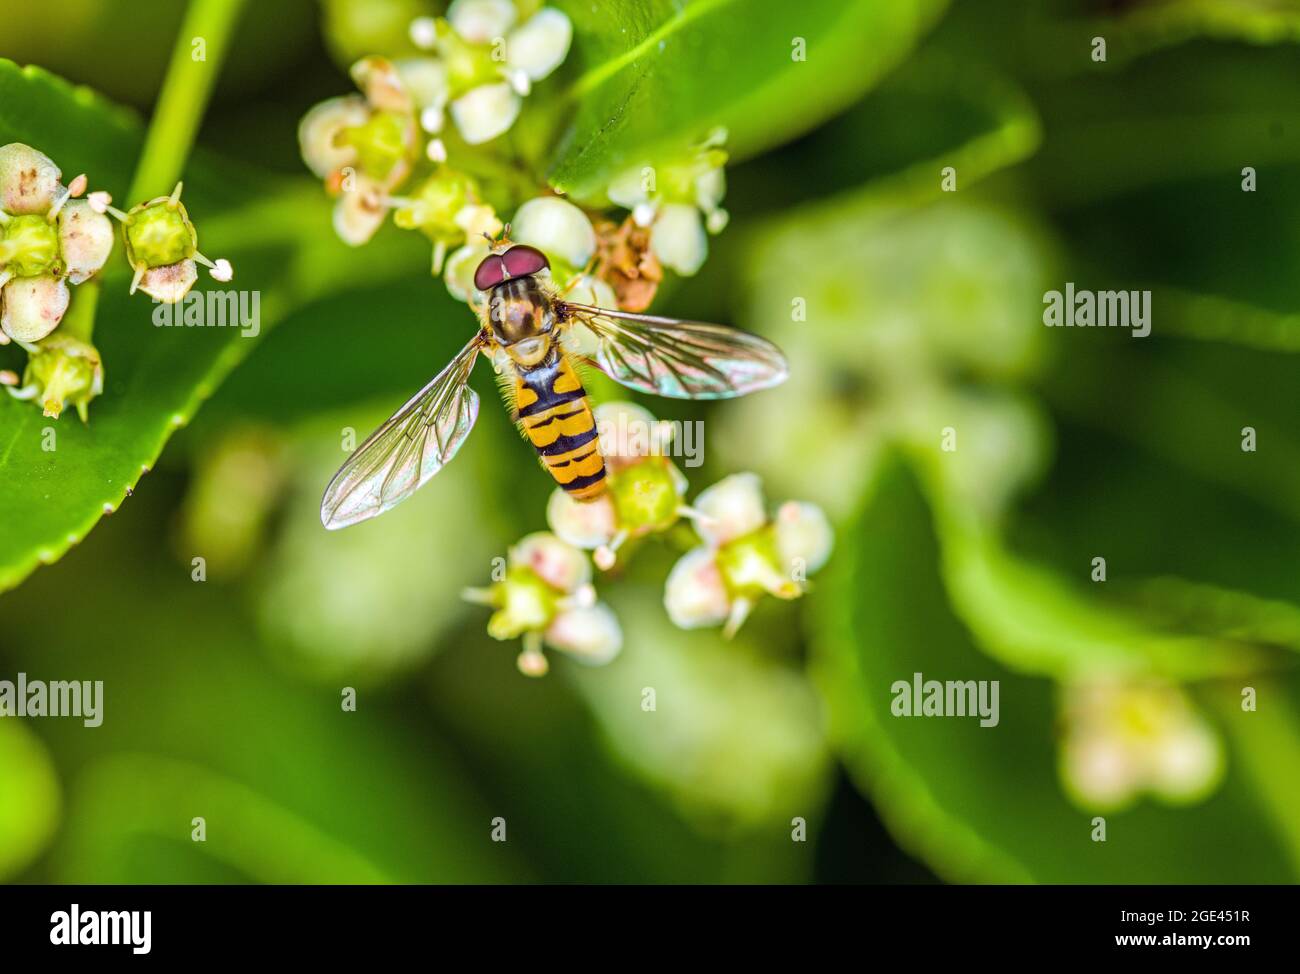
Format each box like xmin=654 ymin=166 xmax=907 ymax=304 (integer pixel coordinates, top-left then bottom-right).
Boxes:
xmin=447 ymin=0 xmax=517 ymax=42
xmin=548 ymin=488 xmax=618 ymax=549
xmin=444 ymin=239 xmax=490 ymax=302
xmin=0 ymin=143 xmax=62 ymax=215
xmin=505 ymin=7 xmax=572 ymax=81
xmin=662 ymin=472 xmax=831 ymax=637
xmin=544 ymin=602 xmax=622 ymax=665
xmin=1060 ymin=680 xmax=1224 ymax=810
xmin=774 ymin=500 xmax=834 ymax=575
xmin=464 ymin=531 xmax=621 ymax=676
xmin=693 ymin=472 xmax=767 ymax=547
xmin=1 ymin=275 xmax=68 ymax=343
xmin=57 ymin=200 xmax=114 ymax=285
xmin=412 ymin=5 xmax=573 ymax=145
xmin=561 ymin=274 xmax=617 ymax=316
xmin=450 ymin=82 xmax=522 ymax=145
xmin=511 ymin=531 xmax=590 ymax=592
xmin=510 ymin=196 xmax=596 ymax=269
xmin=606 ymin=128 xmax=729 ymax=277
xmin=298 ymin=95 xmax=370 ymax=179
xmin=297 ymin=59 xmax=420 ymax=246
xmin=650 ymin=203 xmax=708 ymax=276
xmin=664 ymin=546 xmax=731 ymax=629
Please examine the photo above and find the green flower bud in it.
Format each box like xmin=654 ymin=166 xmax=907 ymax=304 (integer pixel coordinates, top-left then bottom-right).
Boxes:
xmin=609 ymin=457 xmax=681 ymax=533
xmin=0 ymin=214 xmax=62 ymax=277
xmin=486 ymin=565 xmax=560 ymax=639
xmin=123 ymin=197 xmax=197 ymax=269
xmin=715 ymin=525 xmax=800 ymax=601
xmin=392 ymin=169 xmax=474 ymax=235
xmin=21 ymin=333 xmax=103 ymax=421
xmin=343 ymin=110 xmax=413 ymax=183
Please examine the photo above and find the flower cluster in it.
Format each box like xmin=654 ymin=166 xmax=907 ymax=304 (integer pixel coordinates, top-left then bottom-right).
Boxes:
xmin=408 ymin=0 xmax=572 ymax=146
xmin=463 ymin=532 xmax=622 ymax=676
xmin=466 ymin=401 xmax=834 ymax=675
xmin=1059 ymin=679 xmax=1223 ymax=811
xmin=0 ymin=143 xmax=108 ymax=345
xmin=604 ymin=127 xmax=730 ymax=279
xmin=298 ymin=1 xmax=731 ymax=314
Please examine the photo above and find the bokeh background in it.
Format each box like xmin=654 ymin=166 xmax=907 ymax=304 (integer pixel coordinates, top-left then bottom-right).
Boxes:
xmin=3 ymin=0 xmax=1300 ymax=883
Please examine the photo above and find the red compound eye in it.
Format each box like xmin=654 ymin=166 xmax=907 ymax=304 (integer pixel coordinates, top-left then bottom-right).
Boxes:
xmin=473 ymin=245 xmax=550 ymax=292
xmin=501 ymin=244 xmax=549 ymax=279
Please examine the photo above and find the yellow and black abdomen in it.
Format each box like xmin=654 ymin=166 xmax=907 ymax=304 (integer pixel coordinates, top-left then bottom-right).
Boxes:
xmin=514 ymin=353 xmax=606 ymax=500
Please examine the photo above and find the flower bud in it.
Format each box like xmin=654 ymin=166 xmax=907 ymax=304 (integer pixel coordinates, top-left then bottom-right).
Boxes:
xmin=547 ymin=488 xmax=618 ymax=548
xmin=444 ymin=240 xmax=490 ymax=302
xmin=510 ymin=531 xmax=590 ymax=592
xmin=123 ymin=197 xmax=197 ymax=269
xmin=0 ymin=143 xmax=61 ymax=215
xmin=1 ymin=275 xmax=69 ymax=343
xmin=511 ymin=196 xmax=596 ymax=273
xmin=450 ymin=82 xmax=522 ymax=145
xmin=664 ymin=546 xmax=731 ymax=629
xmin=342 ymin=110 xmax=415 ymax=183
xmin=447 ymin=0 xmax=517 ymax=43
xmin=608 ymin=456 xmax=682 ymax=533
xmin=507 ymin=7 xmax=573 ymax=81
xmin=20 ymin=332 xmax=103 ymax=421
xmin=693 ymin=472 xmax=767 ymax=547
xmin=487 ymin=566 xmax=558 ymax=639
xmin=545 ymin=602 xmax=622 ymax=664
xmin=0 ymin=214 xmax=62 ymax=277
xmin=774 ymin=500 xmax=834 ymax=575
xmin=298 ymin=96 xmax=370 ymax=179
xmin=715 ymin=527 xmax=800 ymax=600
xmin=57 ymin=200 xmax=114 ymax=284
xmin=137 ymin=260 xmax=199 ymax=304
xmin=650 ymin=203 xmax=708 ymax=276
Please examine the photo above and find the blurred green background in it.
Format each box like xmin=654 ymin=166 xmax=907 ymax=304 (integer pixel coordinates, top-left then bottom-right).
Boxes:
xmin=3 ymin=0 xmax=1300 ymax=883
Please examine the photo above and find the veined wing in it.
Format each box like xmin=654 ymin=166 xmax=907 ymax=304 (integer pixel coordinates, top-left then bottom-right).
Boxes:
xmin=320 ymin=334 xmax=484 ymax=529
xmin=561 ymin=302 xmax=788 ymax=400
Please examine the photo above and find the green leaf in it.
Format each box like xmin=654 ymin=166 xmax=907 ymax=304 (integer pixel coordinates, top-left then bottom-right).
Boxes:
xmin=812 ymin=455 xmax=1300 ymax=882
xmin=0 ymin=60 xmax=427 ymax=594
xmin=547 ymin=0 xmax=949 ymax=200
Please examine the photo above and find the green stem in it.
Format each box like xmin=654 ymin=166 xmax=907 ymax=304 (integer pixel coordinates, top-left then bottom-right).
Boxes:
xmin=126 ymin=0 xmax=248 ymax=202
xmin=60 ymin=281 xmax=100 ymax=342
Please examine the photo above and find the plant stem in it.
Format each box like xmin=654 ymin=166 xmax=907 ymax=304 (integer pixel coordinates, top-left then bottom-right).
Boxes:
xmin=127 ymin=0 xmax=248 ymax=202
xmin=61 ymin=281 xmax=100 ymax=342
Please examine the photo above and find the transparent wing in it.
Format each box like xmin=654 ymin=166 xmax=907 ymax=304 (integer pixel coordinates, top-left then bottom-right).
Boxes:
xmin=320 ymin=334 xmax=483 ymax=529
xmin=562 ymin=302 xmax=788 ymax=400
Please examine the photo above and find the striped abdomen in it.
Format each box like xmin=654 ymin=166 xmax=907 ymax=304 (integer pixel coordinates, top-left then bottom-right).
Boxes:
xmin=514 ymin=353 xmax=606 ymax=500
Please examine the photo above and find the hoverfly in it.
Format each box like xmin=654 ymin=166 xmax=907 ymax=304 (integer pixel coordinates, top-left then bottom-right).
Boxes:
xmin=320 ymin=241 xmax=788 ymax=529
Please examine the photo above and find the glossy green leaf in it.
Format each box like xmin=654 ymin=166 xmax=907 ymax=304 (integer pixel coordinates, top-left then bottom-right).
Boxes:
xmin=547 ymin=0 xmax=949 ymax=200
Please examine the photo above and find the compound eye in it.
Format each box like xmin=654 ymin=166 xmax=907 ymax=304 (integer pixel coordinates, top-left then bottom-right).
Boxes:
xmin=501 ymin=244 xmax=550 ymax=279
xmin=473 ymin=254 xmax=509 ymax=293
